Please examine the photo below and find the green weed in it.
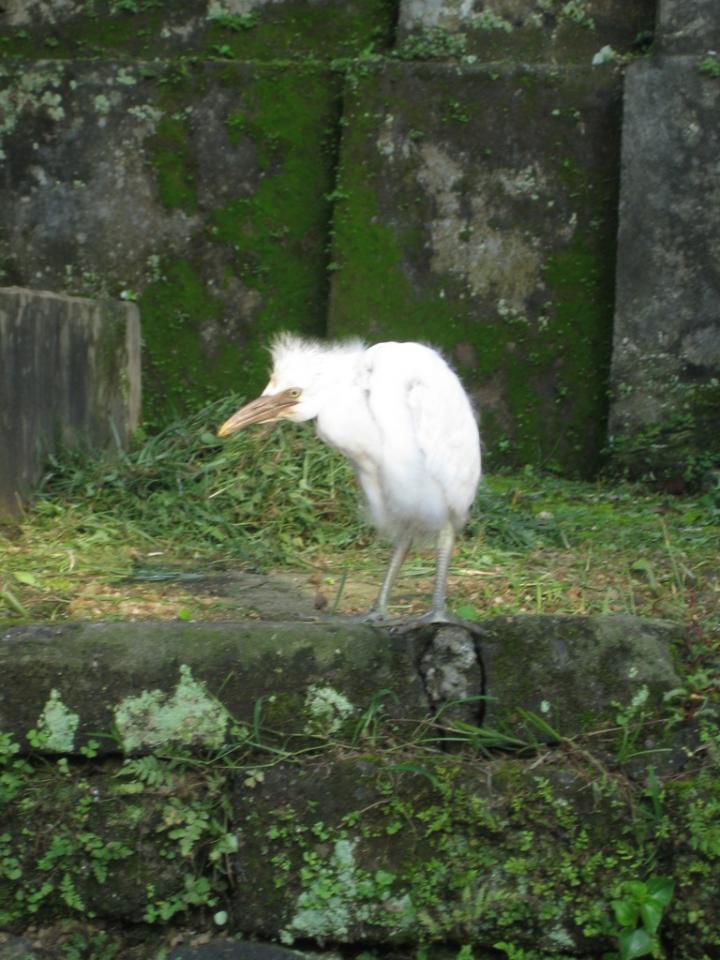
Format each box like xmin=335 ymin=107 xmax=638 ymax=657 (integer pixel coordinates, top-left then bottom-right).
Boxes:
xmin=1 ymin=399 xmax=718 ymax=634
xmin=605 ymin=876 xmax=674 ymax=960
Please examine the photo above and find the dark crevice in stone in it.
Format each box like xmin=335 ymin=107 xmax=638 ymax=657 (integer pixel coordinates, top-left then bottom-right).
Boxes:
xmin=416 ymin=623 xmax=485 ymax=733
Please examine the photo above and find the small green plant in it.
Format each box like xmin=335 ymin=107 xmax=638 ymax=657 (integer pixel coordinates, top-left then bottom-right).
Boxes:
xmin=208 ymin=12 xmax=257 ymax=32
xmin=60 ymin=927 xmax=120 ymax=960
xmin=560 ymin=0 xmax=595 ymax=30
xmin=394 ymin=27 xmax=467 ymax=60
xmin=606 ymin=877 xmax=674 ymax=959
xmin=475 ymin=11 xmax=513 ymax=32
xmin=698 ymin=55 xmax=720 ymax=78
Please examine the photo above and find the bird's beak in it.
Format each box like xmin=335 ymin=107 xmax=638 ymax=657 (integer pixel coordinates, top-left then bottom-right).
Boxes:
xmin=217 ymin=389 xmax=298 ymax=438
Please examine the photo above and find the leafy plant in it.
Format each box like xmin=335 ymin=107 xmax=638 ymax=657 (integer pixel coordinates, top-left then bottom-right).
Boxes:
xmin=698 ymin=55 xmax=720 ymax=78
xmin=606 ymin=877 xmax=674 ymax=959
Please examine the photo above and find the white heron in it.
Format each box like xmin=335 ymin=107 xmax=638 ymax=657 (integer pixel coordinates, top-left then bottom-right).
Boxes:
xmin=217 ymin=334 xmax=481 ymax=624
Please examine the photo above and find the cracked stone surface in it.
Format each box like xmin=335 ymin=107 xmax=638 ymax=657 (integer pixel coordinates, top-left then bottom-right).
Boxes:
xmin=419 ymin=624 xmax=484 ymax=725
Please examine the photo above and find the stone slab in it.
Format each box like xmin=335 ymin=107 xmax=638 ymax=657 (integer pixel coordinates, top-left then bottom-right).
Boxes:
xmin=329 ymin=61 xmax=622 ymax=474
xmin=0 ymin=0 xmax=395 ymax=60
xmin=0 ymin=614 xmax=685 ymax=757
xmin=657 ymin=0 xmax=720 ymax=54
xmin=0 ymin=620 xmax=428 ymax=754
xmin=609 ymin=56 xmax=720 ymax=479
xmin=480 ymin=614 xmax=683 ymax=740
xmin=397 ymin=0 xmax=656 ymax=62
xmin=229 ymin=755 xmax=620 ymax=949
xmin=0 ymin=59 xmax=340 ymax=421
xmin=0 ymin=286 xmax=140 ymax=517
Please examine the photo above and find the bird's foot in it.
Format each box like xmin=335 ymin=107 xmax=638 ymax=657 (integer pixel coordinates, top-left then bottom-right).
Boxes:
xmin=381 ymin=609 xmax=488 ymax=636
xmin=332 ymin=608 xmax=391 ymax=625
xmin=322 ymin=609 xmax=487 ymax=636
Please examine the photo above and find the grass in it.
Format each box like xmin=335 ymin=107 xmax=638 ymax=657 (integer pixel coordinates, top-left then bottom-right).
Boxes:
xmin=1 ymin=394 xmax=719 ymax=647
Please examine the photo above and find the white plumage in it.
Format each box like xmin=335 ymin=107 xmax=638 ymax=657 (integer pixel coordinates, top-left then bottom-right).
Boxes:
xmin=218 ymin=334 xmax=481 ymax=623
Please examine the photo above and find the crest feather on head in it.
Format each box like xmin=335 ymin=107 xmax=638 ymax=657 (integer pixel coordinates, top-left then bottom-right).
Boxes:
xmin=268 ymin=332 xmax=366 ymax=385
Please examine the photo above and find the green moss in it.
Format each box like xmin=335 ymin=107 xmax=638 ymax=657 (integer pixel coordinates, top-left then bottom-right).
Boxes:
xmin=149 ymin=114 xmax=197 ymax=213
xmin=133 ymin=64 xmax=340 ymax=421
xmin=203 ymin=0 xmax=396 ymax=61
xmin=0 ymin=0 xmax=395 ymax=61
xmin=138 ymin=259 xmax=225 ymax=423
xmin=205 ymin=68 xmax=340 ymax=386
xmin=541 ymin=231 xmax=614 ymax=470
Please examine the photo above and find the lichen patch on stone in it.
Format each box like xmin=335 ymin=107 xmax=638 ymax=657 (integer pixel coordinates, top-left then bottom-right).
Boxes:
xmin=113 ymin=664 xmax=228 ymax=753
xmin=303 ymin=684 xmax=354 ymax=736
xmin=35 ymin=688 xmax=80 ymax=753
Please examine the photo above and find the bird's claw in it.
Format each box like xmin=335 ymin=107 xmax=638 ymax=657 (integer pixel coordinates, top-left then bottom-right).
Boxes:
xmin=333 ymin=609 xmax=487 ymax=636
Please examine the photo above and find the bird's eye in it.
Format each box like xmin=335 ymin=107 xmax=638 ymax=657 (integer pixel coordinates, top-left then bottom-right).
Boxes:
xmin=289 ymin=388 xmax=301 ymax=399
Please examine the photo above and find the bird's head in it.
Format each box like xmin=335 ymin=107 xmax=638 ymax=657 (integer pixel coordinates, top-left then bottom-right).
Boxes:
xmin=217 ymin=333 xmax=347 ymax=438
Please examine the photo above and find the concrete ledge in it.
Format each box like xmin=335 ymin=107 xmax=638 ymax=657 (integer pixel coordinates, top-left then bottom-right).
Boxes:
xmin=0 ymin=620 xmax=428 ymax=755
xmin=0 ymin=615 xmax=682 ymax=756
xmin=0 ymin=286 xmax=140 ymax=517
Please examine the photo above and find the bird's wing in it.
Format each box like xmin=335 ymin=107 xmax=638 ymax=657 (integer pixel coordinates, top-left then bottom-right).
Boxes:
xmin=362 ymin=343 xmax=481 ymax=535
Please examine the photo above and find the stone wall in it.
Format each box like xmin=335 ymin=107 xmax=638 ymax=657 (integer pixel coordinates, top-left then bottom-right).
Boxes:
xmin=0 ymin=0 xmax=667 ymax=476
xmin=328 ymin=60 xmax=622 ymax=474
xmin=2 ymin=0 xmax=717 ymax=479
xmin=0 ymin=286 xmax=140 ymax=517
xmin=609 ymin=0 xmax=720 ymax=483
xmin=397 ymin=0 xmax=656 ymax=61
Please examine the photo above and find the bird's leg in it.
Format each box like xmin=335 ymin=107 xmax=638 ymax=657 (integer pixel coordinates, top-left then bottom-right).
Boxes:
xmin=429 ymin=521 xmax=455 ymax=620
xmin=367 ymin=535 xmax=413 ymax=621
xmin=381 ymin=522 xmax=483 ymax=632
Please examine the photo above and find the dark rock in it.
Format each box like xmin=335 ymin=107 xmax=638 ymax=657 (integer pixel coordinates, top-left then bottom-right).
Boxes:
xmin=609 ymin=56 xmax=720 ymax=480
xmin=168 ymin=941 xmax=308 ymax=960
xmin=0 ymin=286 xmax=140 ymax=517
xmin=0 ymin=935 xmax=48 ymax=959
xmin=480 ymin=614 xmax=683 ymax=739
xmin=657 ymin=0 xmax=720 ymax=54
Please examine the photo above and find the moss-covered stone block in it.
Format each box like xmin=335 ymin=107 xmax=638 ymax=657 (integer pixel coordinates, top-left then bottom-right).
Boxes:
xmin=608 ymin=57 xmax=720 ymax=484
xmin=0 ymin=0 xmax=396 ymax=62
xmin=2 ymin=737 xmax=716 ymax=952
xmin=0 ymin=59 xmax=340 ymax=422
xmin=230 ymin=755 xmax=656 ymax=951
xmin=480 ymin=614 xmax=683 ymax=740
xmin=0 ymin=621 xmax=427 ymax=755
xmin=329 ymin=61 xmax=622 ymax=474
xmin=0 ymin=767 xmax=186 ymax=925
xmin=665 ymin=768 xmax=720 ymax=957
xmin=397 ymin=0 xmax=656 ymax=64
